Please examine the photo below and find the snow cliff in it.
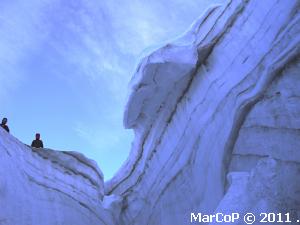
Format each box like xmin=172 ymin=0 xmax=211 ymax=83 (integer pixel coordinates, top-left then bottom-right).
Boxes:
xmin=0 ymin=0 xmax=299 ymax=224
xmin=106 ymin=0 xmax=300 ymax=224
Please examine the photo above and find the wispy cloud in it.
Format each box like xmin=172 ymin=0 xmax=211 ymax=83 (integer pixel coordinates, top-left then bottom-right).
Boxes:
xmin=74 ymin=122 xmax=128 ymax=152
xmin=0 ymin=0 xmax=53 ymax=103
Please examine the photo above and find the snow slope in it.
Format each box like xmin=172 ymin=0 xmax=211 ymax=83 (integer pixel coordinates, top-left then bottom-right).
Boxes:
xmin=0 ymin=129 xmax=116 ymax=225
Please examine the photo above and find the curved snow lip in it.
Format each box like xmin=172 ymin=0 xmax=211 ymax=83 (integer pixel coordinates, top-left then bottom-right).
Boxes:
xmin=122 ymin=4 xmax=224 ymax=131
xmin=124 ymin=44 xmax=199 ymax=129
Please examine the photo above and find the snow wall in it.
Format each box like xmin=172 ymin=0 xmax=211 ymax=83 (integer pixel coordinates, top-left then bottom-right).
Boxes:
xmin=106 ymin=0 xmax=300 ymax=224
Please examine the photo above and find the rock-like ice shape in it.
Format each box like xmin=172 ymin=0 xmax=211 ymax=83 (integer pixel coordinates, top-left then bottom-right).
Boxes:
xmin=1 ymin=0 xmax=299 ymax=224
xmin=106 ymin=0 xmax=300 ymax=224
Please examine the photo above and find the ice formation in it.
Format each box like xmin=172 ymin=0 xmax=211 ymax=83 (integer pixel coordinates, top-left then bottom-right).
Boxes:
xmin=0 ymin=0 xmax=299 ymax=224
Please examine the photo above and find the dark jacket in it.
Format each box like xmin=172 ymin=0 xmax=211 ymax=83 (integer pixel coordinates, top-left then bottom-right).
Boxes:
xmin=31 ymin=139 xmax=44 ymax=148
xmin=0 ymin=124 xmax=9 ymax=133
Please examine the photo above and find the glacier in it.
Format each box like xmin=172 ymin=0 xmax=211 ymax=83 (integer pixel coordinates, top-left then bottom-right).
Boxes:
xmin=0 ymin=0 xmax=300 ymax=224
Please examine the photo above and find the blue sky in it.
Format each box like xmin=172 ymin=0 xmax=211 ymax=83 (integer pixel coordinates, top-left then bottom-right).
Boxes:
xmin=0 ymin=0 xmax=224 ymax=180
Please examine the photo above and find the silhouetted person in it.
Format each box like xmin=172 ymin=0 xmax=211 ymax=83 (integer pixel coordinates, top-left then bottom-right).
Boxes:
xmin=1 ymin=118 xmax=9 ymax=133
xmin=31 ymin=133 xmax=44 ymax=148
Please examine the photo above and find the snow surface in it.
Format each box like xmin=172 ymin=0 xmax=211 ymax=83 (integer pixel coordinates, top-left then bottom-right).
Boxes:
xmin=0 ymin=0 xmax=300 ymax=224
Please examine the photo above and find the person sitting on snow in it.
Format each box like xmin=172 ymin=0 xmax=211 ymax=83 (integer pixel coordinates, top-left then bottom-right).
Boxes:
xmin=31 ymin=133 xmax=44 ymax=148
xmin=1 ymin=117 xmax=10 ymax=133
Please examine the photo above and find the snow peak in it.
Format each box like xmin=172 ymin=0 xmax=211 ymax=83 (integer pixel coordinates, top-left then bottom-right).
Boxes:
xmin=190 ymin=213 xmax=240 ymax=223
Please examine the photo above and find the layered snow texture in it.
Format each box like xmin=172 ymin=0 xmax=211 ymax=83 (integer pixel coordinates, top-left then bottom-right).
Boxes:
xmin=0 ymin=0 xmax=300 ymax=225
xmin=0 ymin=129 xmax=117 ymax=225
xmin=106 ymin=0 xmax=300 ymax=224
